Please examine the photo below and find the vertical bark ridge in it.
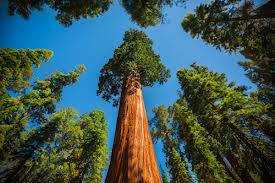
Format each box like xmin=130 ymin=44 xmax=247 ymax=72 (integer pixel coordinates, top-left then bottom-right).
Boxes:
xmin=106 ymin=75 xmax=162 ymax=183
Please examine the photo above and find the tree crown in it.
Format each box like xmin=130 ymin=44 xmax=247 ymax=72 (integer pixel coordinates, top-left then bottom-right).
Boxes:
xmin=97 ymin=29 xmax=170 ymax=106
xmin=8 ymin=0 xmax=112 ymax=26
xmin=122 ymin=0 xmax=186 ymax=27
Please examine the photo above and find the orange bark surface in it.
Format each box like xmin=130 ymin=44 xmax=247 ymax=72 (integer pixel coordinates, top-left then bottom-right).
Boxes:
xmin=105 ymin=75 xmax=161 ymax=183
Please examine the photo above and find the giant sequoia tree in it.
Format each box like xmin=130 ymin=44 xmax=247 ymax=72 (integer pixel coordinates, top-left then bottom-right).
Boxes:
xmin=97 ymin=29 xmax=170 ymax=182
xmin=152 ymin=65 xmax=275 ymax=183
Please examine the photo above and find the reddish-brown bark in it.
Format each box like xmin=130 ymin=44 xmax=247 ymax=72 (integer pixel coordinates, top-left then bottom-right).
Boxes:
xmin=105 ymin=75 xmax=161 ymax=183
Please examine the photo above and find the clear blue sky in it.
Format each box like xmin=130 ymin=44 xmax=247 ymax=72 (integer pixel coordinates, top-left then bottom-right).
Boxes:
xmin=0 ymin=0 xmax=254 ymax=181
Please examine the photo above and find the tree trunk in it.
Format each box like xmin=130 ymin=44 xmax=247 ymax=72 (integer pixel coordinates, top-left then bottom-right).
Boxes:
xmin=105 ymin=74 xmax=161 ymax=183
xmin=217 ymin=152 xmax=243 ymax=183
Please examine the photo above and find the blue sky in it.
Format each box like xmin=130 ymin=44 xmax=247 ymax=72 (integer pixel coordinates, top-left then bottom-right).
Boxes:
xmin=0 ymin=0 xmax=254 ymax=180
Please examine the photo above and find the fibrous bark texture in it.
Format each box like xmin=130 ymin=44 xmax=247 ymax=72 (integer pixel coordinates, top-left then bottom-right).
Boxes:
xmin=106 ymin=75 xmax=161 ymax=183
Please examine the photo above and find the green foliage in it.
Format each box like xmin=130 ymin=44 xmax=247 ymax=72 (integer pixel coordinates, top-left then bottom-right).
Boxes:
xmin=161 ymin=167 xmax=170 ymax=183
xmin=7 ymin=0 xmax=186 ymax=27
xmin=238 ymin=45 xmax=275 ymax=126
xmin=170 ymin=100 xmax=232 ymax=183
xmin=97 ymin=29 xmax=170 ymax=106
xmin=2 ymin=108 xmax=108 ymax=183
xmin=8 ymin=0 xmax=112 ymax=26
xmin=0 ymin=48 xmax=53 ymax=94
xmin=152 ymin=65 xmax=275 ymax=182
xmin=0 ymin=64 xmax=85 ymax=161
xmin=0 ymin=48 xmax=108 ymax=182
xmin=176 ymin=65 xmax=275 ymax=181
xmin=0 ymin=48 xmax=109 ymax=183
xmin=182 ymin=0 xmax=273 ymax=52
xmin=151 ymin=106 xmax=192 ymax=183
xmin=122 ymin=0 xmax=186 ymax=27
xmin=181 ymin=0 xmax=275 ymax=129
xmin=152 ymin=104 xmax=230 ymax=183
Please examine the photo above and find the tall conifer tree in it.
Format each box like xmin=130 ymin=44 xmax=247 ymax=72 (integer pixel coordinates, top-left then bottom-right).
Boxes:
xmin=0 ymin=48 xmax=108 ymax=182
xmin=97 ymin=29 xmax=170 ymax=182
xmin=181 ymin=0 xmax=275 ymax=139
xmin=152 ymin=65 xmax=275 ymax=183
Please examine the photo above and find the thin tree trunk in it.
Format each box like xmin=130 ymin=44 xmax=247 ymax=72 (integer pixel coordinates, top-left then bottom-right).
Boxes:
xmin=224 ymin=150 xmax=257 ymax=183
xmin=217 ymin=152 xmax=243 ymax=183
xmin=228 ymin=122 xmax=275 ymax=181
xmin=105 ymin=74 xmax=161 ymax=183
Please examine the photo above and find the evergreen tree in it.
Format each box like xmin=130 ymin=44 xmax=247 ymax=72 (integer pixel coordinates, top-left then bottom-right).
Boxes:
xmin=0 ymin=48 xmax=52 ymax=160
xmin=9 ymin=108 xmax=108 ymax=183
xmin=181 ymin=0 xmax=275 ymax=137
xmin=151 ymin=106 xmax=191 ymax=183
xmin=182 ymin=0 xmax=274 ymax=52
xmin=8 ymin=0 xmax=187 ymax=27
xmin=152 ymin=105 xmax=231 ymax=183
xmin=177 ymin=65 xmax=275 ymax=182
xmin=8 ymin=0 xmax=112 ymax=26
xmin=0 ymin=63 xmax=85 ymax=161
xmin=98 ymin=29 xmax=170 ymax=182
xmin=152 ymin=65 xmax=275 ymax=182
xmin=0 ymin=48 xmax=88 ymax=182
xmin=0 ymin=48 xmax=108 ymax=183
xmin=97 ymin=29 xmax=170 ymax=106
xmin=122 ymin=0 xmax=186 ymax=27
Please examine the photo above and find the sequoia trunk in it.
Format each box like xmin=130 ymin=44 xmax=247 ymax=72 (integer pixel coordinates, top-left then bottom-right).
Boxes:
xmin=105 ymin=75 xmax=161 ymax=183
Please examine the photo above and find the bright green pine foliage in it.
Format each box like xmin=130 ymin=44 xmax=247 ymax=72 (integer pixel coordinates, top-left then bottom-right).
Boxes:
xmin=181 ymin=0 xmax=275 ymax=137
xmin=176 ymin=65 xmax=275 ymax=182
xmin=151 ymin=106 xmax=192 ymax=183
xmin=152 ymin=65 xmax=275 ymax=182
xmin=0 ymin=48 xmax=88 ymax=182
xmin=122 ymin=0 xmax=186 ymax=27
xmin=0 ymin=64 xmax=85 ymax=161
xmin=2 ymin=108 xmax=108 ymax=183
xmin=0 ymin=48 xmax=108 ymax=182
xmin=4 ymin=109 xmax=79 ymax=182
xmin=8 ymin=0 xmax=112 ymax=26
xmin=0 ymin=48 xmax=53 ymax=94
xmin=97 ymin=29 xmax=170 ymax=106
xmin=152 ymin=105 xmax=231 ymax=183
xmin=170 ymin=100 xmax=233 ymax=183
xmin=77 ymin=110 xmax=108 ymax=183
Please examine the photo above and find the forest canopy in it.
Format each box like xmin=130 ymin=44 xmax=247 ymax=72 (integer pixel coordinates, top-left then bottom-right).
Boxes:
xmin=8 ymin=0 xmax=112 ymax=26
xmin=1 ymin=0 xmax=275 ymax=182
xmin=7 ymin=0 xmax=187 ymax=27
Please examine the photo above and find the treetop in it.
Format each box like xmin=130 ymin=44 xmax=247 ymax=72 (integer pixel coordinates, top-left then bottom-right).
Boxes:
xmin=97 ymin=29 xmax=170 ymax=106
